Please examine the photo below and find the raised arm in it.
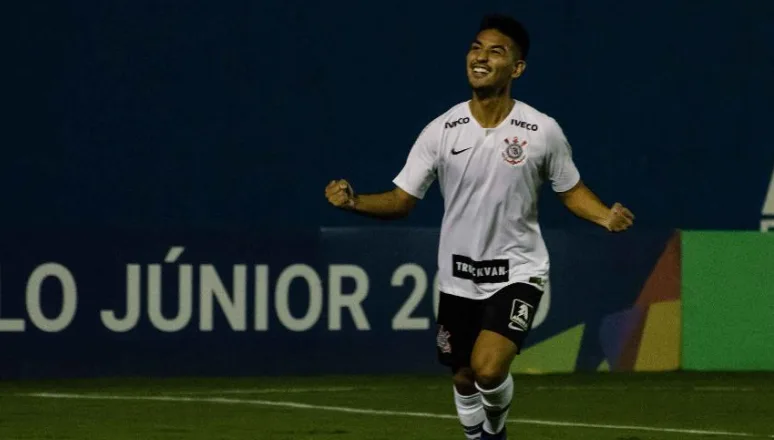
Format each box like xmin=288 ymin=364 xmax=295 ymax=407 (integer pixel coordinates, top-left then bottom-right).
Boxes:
xmin=325 ymin=180 xmax=418 ymax=220
xmin=325 ymin=119 xmax=439 ymax=220
xmin=557 ymin=181 xmax=634 ymax=232
xmin=544 ymin=118 xmax=634 ymax=232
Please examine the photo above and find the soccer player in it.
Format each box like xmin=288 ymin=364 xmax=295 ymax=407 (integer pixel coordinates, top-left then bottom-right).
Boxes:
xmin=325 ymin=14 xmax=634 ymax=440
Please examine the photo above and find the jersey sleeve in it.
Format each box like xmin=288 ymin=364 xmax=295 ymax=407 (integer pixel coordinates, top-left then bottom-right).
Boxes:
xmin=544 ymin=118 xmax=581 ymax=193
xmin=392 ymin=122 xmax=440 ymax=199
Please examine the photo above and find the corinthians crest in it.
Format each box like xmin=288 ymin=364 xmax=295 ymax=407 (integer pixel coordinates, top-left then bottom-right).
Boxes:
xmin=502 ymin=136 xmax=528 ymax=165
xmin=436 ymin=325 xmax=452 ymax=354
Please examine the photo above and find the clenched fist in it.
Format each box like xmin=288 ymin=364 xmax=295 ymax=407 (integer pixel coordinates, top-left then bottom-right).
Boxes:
xmin=604 ymin=202 xmax=635 ymax=232
xmin=325 ymin=179 xmax=356 ymax=209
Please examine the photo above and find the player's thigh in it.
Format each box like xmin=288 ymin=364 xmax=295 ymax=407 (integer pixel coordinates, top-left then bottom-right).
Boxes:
xmin=436 ymin=292 xmax=483 ymax=374
xmin=472 ymin=283 xmax=544 ymax=381
xmin=470 ymin=329 xmax=518 ymax=386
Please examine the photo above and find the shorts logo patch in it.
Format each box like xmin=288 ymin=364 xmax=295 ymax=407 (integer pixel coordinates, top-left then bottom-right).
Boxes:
xmin=452 ymin=254 xmax=509 ymax=284
xmin=437 ymin=325 xmax=452 ymax=353
xmin=508 ymin=299 xmax=534 ymax=332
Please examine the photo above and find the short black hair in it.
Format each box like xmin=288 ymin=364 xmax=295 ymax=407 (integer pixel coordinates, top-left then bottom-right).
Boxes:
xmin=478 ymin=14 xmax=530 ymax=61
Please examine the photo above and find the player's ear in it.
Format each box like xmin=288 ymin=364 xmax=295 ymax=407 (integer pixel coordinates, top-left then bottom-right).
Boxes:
xmin=512 ymin=59 xmax=527 ymax=79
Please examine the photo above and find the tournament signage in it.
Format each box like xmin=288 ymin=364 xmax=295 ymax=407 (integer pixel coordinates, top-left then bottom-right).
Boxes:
xmin=0 ymin=228 xmax=672 ymax=379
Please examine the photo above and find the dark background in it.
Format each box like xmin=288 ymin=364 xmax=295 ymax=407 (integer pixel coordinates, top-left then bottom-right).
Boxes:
xmin=3 ymin=0 xmax=772 ymax=233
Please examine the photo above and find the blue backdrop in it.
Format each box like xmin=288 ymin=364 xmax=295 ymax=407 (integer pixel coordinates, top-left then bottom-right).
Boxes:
xmin=3 ymin=0 xmax=773 ymax=232
xmin=1 ymin=1 xmax=772 ymax=378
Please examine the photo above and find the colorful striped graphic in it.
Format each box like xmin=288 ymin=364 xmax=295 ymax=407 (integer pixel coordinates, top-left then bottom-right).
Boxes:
xmin=514 ymin=232 xmax=682 ymax=373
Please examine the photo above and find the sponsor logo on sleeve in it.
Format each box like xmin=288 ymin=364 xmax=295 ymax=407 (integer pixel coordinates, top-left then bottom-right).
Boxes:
xmin=510 ymin=119 xmax=538 ymax=131
xmin=445 ymin=117 xmax=470 ymax=129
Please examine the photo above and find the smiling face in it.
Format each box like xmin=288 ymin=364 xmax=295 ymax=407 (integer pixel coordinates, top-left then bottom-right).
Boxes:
xmin=466 ymin=28 xmax=526 ymax=93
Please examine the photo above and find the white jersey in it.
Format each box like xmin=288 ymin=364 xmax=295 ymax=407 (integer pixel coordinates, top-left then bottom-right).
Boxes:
xmin=393 ymin=99 xmax=581 ymax=300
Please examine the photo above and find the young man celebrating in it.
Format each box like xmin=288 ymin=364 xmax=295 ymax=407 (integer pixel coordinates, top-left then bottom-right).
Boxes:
xmin=325 ymin=14 xmax=634 ymax=440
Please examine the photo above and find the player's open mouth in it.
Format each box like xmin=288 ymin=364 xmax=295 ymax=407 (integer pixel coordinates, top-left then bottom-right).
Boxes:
xmin=471 ymin=65 xmax=491 ymax=77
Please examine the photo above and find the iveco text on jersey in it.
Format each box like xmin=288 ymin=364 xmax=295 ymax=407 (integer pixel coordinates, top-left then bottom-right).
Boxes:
xmin=510 ymin=119 xmax=538 ymax=131
xmin=444 ymin=117 xmax=470 ymax=129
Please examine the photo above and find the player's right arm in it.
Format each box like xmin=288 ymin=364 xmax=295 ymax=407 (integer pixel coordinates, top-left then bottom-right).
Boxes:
xmin=325 ymin=180 xmax=418 ymax=219
xmin=325 ymin=119 xmax=441 ymax=220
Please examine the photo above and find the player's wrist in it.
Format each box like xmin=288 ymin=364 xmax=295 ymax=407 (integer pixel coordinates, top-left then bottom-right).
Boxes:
xmin=598 ymin=207 xmax=614 ymax=231
xmin=347 ymin=194 xmax=360 ymax=211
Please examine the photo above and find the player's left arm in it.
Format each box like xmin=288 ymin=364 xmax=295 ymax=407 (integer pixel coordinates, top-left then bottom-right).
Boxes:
xmin=544 ymin=118 xmax=634 ymax=232
xmin=557 ymin=181 xmax=634 ymax=232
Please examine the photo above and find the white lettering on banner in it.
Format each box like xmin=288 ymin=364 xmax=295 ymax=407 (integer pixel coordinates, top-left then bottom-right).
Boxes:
xmin=254 ymin=265 xmax=269 ymax=331
xmin=101 ymin=264 xmax=141 ymax=332
xmin=101 ymin=246 xmax=187 ymax=333
xmin=763 ymin=166 xmax=774 ymax=215
xmin=762 ymin=166 xmax=774 ymax=232
xmin=26 ymin=263 xmax=78 ymax=332
xmin=149 ymin=261 xmax=193 ymax=332
xmin=148 ymin=247 xmax=192 ymax=332
xmin=391 ymin=264 xmax=429 ymax=330
xmin=274 ymin=264 xmax=323 ymax=332
xmin=1 ymin=258 xmax=547 ymax=334
xmin=0 ymin=267 xmax=25 ymax=331
xmin=328 ymin=265 xmax=370 ymax=331
xmin=199 ymin=265 xmax=247 ymax=332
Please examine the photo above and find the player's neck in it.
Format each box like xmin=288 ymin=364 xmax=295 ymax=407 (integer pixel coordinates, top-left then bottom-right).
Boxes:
xmin=469 ymin=89 xmax=514 ymax=128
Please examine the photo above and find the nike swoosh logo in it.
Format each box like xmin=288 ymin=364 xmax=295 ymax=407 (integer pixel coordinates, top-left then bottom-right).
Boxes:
xmin=451 ymin=147 xmax=472 ymax=155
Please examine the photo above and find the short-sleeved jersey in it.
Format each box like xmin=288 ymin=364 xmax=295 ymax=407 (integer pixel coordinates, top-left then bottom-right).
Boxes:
xmin=393 ymin=99 xmax=581 ymax=300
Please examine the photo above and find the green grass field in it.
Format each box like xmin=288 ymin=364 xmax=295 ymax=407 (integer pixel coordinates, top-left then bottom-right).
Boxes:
xmin=1 ymin=373 xmax=772 ymax=439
